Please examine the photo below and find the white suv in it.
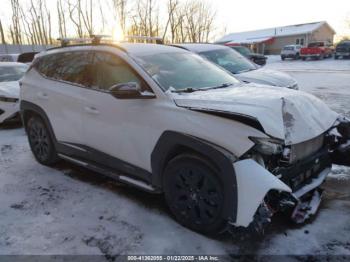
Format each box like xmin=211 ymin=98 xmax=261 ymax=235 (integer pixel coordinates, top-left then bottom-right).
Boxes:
xmin=20 ymin=42 xmax=350 ymax=235
xmin=281 ymin=45 xmax=302 ymax=60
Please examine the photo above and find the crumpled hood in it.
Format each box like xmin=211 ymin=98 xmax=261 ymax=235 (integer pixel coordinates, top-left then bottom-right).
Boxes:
xmin=237 ymin=68 xmax=297 ymax=88
xmin=172 ymin=85 xmax=339 ymax=145
xmin=0 ymin=81 xmax=20 ymax=98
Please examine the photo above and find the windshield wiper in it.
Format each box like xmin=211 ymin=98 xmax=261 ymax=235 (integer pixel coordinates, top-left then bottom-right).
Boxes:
xmin=171 ymin=87 xmax=200 ymax=93
xmin=171 ymin=83 xmax=234 ymax=93
xmin=202 ymin=82 xmax=234 ymax=90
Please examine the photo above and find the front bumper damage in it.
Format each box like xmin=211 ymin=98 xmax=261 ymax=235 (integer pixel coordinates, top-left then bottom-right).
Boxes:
xmin=232 ymin=118 xmax=350 ymax=233
xmin=0 ymin=101 xmax=20 ymax=124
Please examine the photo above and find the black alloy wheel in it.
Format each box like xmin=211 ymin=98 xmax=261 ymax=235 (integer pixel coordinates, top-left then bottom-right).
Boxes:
xmin=27 ymin=116 xmax=59 ymax=165
xmin=163 ymin=154 xmax=226 ymax=234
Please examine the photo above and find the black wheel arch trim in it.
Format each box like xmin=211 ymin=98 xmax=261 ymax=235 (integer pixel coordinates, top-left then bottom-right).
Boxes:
xmin=20 ymin=100 xmax=58 ymax=144
xmin=151 ymin=131 xmax=238 ymax=222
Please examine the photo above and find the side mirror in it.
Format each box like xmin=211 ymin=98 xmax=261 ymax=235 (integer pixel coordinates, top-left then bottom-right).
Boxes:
xmin=109 ymin=82 xmax=155 ymax=99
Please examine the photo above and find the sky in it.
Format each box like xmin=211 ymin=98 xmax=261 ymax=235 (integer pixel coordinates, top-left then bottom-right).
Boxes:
xmin=214 ymin=0 xmax=350 ymax=38
xmin=1 ymin=0 xmax=349 ymax=40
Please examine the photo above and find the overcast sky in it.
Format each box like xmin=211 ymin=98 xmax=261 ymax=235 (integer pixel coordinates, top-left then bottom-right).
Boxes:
xmin=1 ymin=0 xmax=349 ymax=40
xmin=215 ymin=0 xmax=350 ymax=37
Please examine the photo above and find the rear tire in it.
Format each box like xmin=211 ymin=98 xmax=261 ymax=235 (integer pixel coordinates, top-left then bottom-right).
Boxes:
xmin=26 ymin=116 xmax=59 ymax=166
xmin=163 ymin=154 xmax=227 ymax=235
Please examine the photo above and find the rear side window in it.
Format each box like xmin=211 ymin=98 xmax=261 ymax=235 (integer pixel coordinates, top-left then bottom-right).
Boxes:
xmin=35 ymin=51 xmax=93 ymax=87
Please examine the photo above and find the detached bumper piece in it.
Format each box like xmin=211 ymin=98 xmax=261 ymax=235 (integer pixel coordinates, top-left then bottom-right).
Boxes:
xmin=291 ymin=188 xmax=323 ymax=224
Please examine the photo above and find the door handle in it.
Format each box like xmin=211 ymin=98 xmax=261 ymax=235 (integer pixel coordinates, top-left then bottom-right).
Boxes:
xmin=84 ymin=106 xmax=100 ymax=115
xmin=37 ymin=92 xmax=48 ymax=100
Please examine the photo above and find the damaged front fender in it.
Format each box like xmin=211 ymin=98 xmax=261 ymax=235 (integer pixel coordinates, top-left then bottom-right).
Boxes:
xmin=232 ymin=159 xmax=292 ymax=227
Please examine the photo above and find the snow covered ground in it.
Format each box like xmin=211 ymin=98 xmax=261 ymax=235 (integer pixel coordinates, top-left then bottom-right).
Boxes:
xmin=1 ymin=57 xmax=350 ymax=259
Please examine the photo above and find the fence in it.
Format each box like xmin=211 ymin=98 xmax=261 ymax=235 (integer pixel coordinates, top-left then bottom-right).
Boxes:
xmin=0 ymin=44 xmax=55 ymax=54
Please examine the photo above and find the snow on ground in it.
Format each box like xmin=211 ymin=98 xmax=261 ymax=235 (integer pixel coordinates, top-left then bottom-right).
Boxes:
xmin=0 ymin=57 xmax=350 ymax=259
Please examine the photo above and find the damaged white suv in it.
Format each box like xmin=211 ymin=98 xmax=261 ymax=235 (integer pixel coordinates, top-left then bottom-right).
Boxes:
xmin=20 ymin=42 xmax=350 ymax=235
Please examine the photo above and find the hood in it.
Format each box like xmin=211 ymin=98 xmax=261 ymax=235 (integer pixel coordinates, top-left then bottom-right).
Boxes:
xmin=236 ymin=68 xmax=297 ymax=88
xmin=0 ymin=81 xmax=20 ymax=98
xmin=172 ymin=85 xmax=339 ymax=145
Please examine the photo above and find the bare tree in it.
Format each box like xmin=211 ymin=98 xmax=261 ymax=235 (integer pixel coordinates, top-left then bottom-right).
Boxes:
xmin=10 ymin=0 xmax=23 ymax=44
xmin=67 ymin=0 xmax=83 ymax=37
xmin=0 ymin=19 xmax=6 ymax=44
xmin=128 ymin=0 xmax=160 ymax=37
xmin=57 ymin=0 xmax=67 ymax=39
xmin=112 ymin=0 xmax=127 ymax=34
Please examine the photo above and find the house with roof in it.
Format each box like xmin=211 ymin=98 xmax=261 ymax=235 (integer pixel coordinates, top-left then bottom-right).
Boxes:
xmin=216 ymin=21 xmax=336 ymax=55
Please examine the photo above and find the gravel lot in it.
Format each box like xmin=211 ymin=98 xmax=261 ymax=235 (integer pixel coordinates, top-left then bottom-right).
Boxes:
xmin=1 ymin=56 xmax=350 ymax=260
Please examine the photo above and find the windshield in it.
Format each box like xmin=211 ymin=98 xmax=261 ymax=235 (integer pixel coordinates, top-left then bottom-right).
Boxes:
xmin=283 ymin=46 xmax=294 ymax=50
xmin=0 ymin=65 xmax=28 ymax=82
xmin=200 ymin=48 xmax=257 ymax=74
xmin=134 ymin=51 xmax=239 ymax=91
xmin=231 ymin=46 xmax=251 ymax=56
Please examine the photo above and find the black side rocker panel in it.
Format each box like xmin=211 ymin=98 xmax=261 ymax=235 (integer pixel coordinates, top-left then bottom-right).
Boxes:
xmin=151 ymin=131 xmax=238 ymax=222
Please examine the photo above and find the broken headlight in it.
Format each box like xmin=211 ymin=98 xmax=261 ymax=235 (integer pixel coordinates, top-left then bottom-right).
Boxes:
xmin=250 ymin=137 xmax=284 ymax=155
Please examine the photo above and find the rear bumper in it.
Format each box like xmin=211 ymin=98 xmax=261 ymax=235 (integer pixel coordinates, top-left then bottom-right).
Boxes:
xmin=0 ymin=101 xmax=20 ymax=124
xmin=335 ymin=52 xmax=350 ymax=57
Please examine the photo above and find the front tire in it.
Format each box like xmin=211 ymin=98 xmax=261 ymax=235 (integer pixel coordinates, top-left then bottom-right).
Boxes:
xmin=163 ymin=154 xmax=227 ymax=235
xmin=26 ymin=116 xmax=59 ymax=166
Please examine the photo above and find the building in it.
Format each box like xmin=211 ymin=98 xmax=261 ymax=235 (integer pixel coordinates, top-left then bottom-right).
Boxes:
xmin=216 ymin=21 xmax=336 ymax=55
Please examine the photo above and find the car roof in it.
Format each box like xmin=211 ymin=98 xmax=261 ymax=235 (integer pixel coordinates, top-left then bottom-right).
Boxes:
xmin=0 ymin=62 xmax=28 ymax=67
xmin=173 ymin=43 xmax=229 ymax=53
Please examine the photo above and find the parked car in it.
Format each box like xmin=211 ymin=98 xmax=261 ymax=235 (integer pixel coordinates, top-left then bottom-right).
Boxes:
xmin=0 ymin=62 xmax=28 ymax=124
xmin=174 ymin=44 xmax=298 ymax=89
xmin=0 ymin=52 xmax=38 ymax=64
xmin=281 ymin=45 xmax=302 ymax=60
xmin=0 ymin=54 xmax=19 ymax=62
xmin=225 ymin=45 xmax=268 ymax=66
xmin=300 ymin=42 xmax=334 ymax=60
xmin=334 ymin=40 xmax=350 ymax=59
xmin=20 ymin=41 xmax=350 ymax=235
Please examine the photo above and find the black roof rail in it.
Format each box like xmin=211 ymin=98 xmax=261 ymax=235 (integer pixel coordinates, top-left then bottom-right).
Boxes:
xmin=46 ymin=35 xmax=127 ymax=52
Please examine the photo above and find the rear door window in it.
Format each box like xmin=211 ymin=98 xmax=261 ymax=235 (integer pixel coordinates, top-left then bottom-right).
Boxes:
xmin=36 ymin=51 xmax=93 ymax=87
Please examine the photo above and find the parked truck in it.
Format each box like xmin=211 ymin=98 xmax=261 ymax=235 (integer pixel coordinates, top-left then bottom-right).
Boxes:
xmin=300 ymin=42 xmax=333 ymax=60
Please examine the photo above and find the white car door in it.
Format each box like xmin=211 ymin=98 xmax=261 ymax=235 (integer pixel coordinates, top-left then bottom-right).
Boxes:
xmin=81 ymin=51 xmax=159 ymax=175
xmin=32 ymin=51 xmax=92 ymax=146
